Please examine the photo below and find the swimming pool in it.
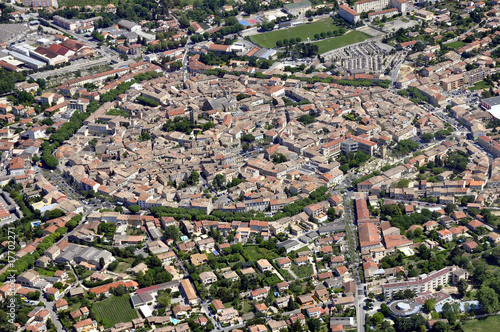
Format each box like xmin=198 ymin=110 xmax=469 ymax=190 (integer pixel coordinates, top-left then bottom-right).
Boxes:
xmin=170 ymin=317 xmax=180 ymax=325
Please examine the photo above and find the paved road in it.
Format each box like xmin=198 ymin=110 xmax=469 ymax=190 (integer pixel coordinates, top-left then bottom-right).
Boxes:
xmin=343 ymin=193 xmax=367 ymax=332
xmin=39 ymin=296 xmax=65 ymax=332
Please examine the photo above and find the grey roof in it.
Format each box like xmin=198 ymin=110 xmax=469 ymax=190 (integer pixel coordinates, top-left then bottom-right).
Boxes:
xmin=8 ymin=50 xmax=45 ymax=67
xmin=139 ymin=291 xmax=154 ymax=303
xmin=482 ymin=96 xmax=500 ymax=107
xmin=205 ymin=97 xmax=235 ymax=111
xmin=148 ymin=227 xmax=162 ymax=240
xmin=22 ymin=146 xmax=39 ymax=155
xmin=323 ymin=277 xmax=343 ymax=288
xmin=122 ymin=31 xmax=139 ymax=40
xmin=318 ymin=222 xmax=345 ymax=234
xmin=57 ymin=243 xmax=112 ymax=265
xmin=118 ymin=20 xmax=139 ymax=30
xmin=253 ymin=48 xmax=276 ymax=60
xmin=276 ymin=239 xmax=300 ymax=249
xmin=131 ymin=294 xmax=144 ymax=307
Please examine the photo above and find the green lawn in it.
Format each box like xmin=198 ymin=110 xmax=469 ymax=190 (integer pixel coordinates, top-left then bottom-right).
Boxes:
xmin=106 ymin=109 xmax=130 ymax=117
xmin=242 ymin=298 xmax=253 ymax=314
xmin=250 ymin=19 xmax=343 ymax=48
xmin=463 ymin=316 xmax=500 ymax=332
xmin=34 ymin=267 xmax=55 ymax=277
xmin=278 ymin=268 xmax=294 ymax=281
xmin=469 ymin=81 xmax=491 ymax=91
xmin=114 ymin=262 xmax=131 ymax=274
xmin=244 ymin=245 xmax=278 ymax=261
xmin=265 ymin=274 xmax=282 ymax=285
xmin=311 ymin=31 xmax=372 ymax=54
xmin=444 ymin=41 xmax=466 ymax=50
xmin=92 ymin=295 xmax=138 ymax=328
xmin=291 ymin=264 xmax=314 ymax=278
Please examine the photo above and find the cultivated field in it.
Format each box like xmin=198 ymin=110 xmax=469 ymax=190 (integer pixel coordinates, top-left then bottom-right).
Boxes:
xmin=92 ymin=295 xmax=138 ymax=328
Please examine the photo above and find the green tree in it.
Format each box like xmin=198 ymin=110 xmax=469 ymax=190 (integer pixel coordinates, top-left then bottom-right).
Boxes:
xmin=423 ymin=298 xmax=435 ymax=313
xmin=99 ymin=257 xmax=105 ymax=269
xmin=381 ymin=303 xmax=391 ymax=316
xmin=42 ymin=153 xmax=59 ymax=169
xmin=372 ymin=312 xmax=385 ymax=325
xmin=128 ymin=205 xmax=140 ymax=214
xmin=444 ymin=203 xmax=457 ymax=215
xmin=433 ymin=321 xmax=451 ymax=332
xmin=187 ymin=171 xmax=200 ymax=186
xmin=164 ymin=225 xmax=180 ymax=241
xmin=139 ymin=131 xmax=151 ymax=141
xmin=457 ymin=278 xmax=468 ymax=297
xmin=114 ymin=284 xmax=125 ymax=296
xmin=307 ymin=318 xmax=321 ymax=332
xmin=476 ymin=286 xmax=499 ymax=313
xmin=108 ymin=261 xmax=119 ymax=271
xmin=157 ymin=291 xmax=172 ymax=308
xmin=212 ymin=174 xmax=225 ymax=191
xmin=441 ymin=302 xmax=458 ymax=324
xmin=272 ymin=153 xmax=287 ymax=164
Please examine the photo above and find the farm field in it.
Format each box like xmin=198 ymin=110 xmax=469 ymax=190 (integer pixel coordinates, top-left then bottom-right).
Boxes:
xmin=311 ymin=31 xmax=372 ymax=54
xmin=92 ymin=295 xmax=138 ymax=328
xmin=250 ymin=19 xmax=343 ymax=48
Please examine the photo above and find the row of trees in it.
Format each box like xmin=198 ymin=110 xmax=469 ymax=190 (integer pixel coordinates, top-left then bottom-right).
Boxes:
xmin=275 ymin=37 xmax=303 ymax=47
xmin=146 ymin=38 xmax=187 ymax=53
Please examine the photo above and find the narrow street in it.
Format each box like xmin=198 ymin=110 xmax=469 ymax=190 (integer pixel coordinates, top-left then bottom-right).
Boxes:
xmin=39 ymin=296 xmax=65 ymax=332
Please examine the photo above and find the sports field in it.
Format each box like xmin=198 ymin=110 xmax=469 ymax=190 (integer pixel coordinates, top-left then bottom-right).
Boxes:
xmin=250 ymin=19 xmax=343 ymax=48
xmin=312 ymin=31 xmax=372 ymax=54
xmin=92 ymin=295 xmax=138 ymax=328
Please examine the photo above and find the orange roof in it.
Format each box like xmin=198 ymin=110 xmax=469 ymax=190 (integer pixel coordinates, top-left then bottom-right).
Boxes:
xmin=89 ymin=280 xmax=138 ymax=295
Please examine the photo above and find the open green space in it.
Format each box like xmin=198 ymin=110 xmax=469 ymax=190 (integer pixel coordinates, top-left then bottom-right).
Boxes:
xmin=469 ymin=81 xmax=492 ymax=91
xmin=114 ymin=261 xmax=132 ymax=274
xmin=34 ymin=267 xmax=56 ymax=277
xmin=244 ymin=245 xmax=279 ymax=261
xmin=92 ymin=295 xmax=138 ymax=328
xmin=278 ymin=268 xmax=294 ymax=281
xmin=106 ymin=109 xmax=130 ymax=117
xmin=291 ymin=264 xmax=314 ymax=278
xmin=264 ymin=273 xmax=282 ymax=285
xmin=312 ymin=31 xmax=372 ymax=54
xmin=463 ymin=315 xmax=500 ymax=332
xmin=250 ymin=19 xmax=342 ymax=48
xmin=445 ymin=40 xmax=466 ymax=50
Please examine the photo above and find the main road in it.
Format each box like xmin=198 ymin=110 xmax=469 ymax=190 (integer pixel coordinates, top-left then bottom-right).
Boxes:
xmin=343 ymin=193 xmax=367 ymax=332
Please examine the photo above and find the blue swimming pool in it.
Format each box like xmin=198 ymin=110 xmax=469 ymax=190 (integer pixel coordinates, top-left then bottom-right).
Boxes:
xmin=170 ymin=317 xmax=180 ymax=325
